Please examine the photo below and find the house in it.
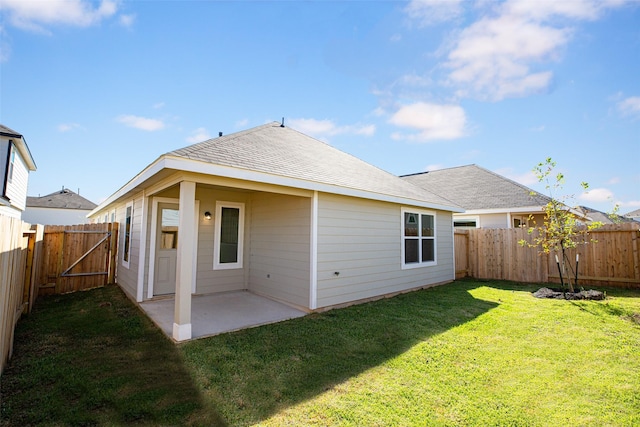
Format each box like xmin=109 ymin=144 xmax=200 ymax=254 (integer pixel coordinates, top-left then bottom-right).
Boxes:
xmin=88 ymin=122 xmax=463 ymax=341
xmin=578 ymin=206 xmax=637 ymax=225
xmin=401 ymin=164 xmax=552 ymax=229
xmin=23 ymin=187 xmax=97 ymax=225
xmin=624 ymin=209 xmax=640 ymax=222
xmin=0 ymin=125 xmax=37 ymax=219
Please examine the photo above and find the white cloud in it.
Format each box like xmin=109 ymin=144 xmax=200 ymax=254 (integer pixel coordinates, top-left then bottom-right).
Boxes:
xmin=389 ymin=102 xmax=466 ymax=142
xmin=288 ymin=118 xmax=376 ymax=138
xmin=617 ymin=96 xmax=640 ymax=118
xmin=0 ymin=26 xmax=11 ymax=62
xmin=1 ymin=0 xmax=117 ymax=32
xmin=116 ymin=115 xmax=165 ymax=131
xmin=186 ymin=127 xmax=211 ymax=143
xmin=57 ymin=123 xmax=81 ymax=132
xmin=119 ymin=13 xmax=135 ymax=28
xmin=529 ymin=125 xmax=546 ymax=132
xmin=404 ymin=0 xmax=463 ymax=27
xmin=442 ymin=0 xmax=627 ymax=101
xmin=235 ymin=118 xmax=249 ymax=128
xmin=425 ymin=164 xmax=444 ymax=172
xmin=579 ymin=187 xmax=615 ymax=203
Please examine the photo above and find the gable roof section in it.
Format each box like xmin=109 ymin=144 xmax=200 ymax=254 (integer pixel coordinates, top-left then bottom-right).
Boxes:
xmin=401 ymin=164 xmax=551 ymax=212
xmin=93 ymin=122 xmax=462 ymax=214
xmin=27 ymin=188 xmax=97 ymax=210
xmin=0 ymin=124 xmax=37 ymax=171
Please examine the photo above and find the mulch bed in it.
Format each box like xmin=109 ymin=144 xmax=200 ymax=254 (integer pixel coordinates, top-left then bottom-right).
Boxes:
xmin=532 ymin=287 xmax=605 ymax=300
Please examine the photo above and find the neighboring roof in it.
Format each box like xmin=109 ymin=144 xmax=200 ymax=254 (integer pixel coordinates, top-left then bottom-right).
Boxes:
xmin=27 ymin=188 xmax=97 ymax=210
xmin=0 ymin=124 xmax=37 ymax=171
xmin=93 ymin=122 xmax=462 ymax=214
xmin=624 ymin=208 xmax=640 ymax=219
xmin=401 ymin=164 xmax=551 ymax=212
xmin=578 ymin=206 xmax=637 ymax=225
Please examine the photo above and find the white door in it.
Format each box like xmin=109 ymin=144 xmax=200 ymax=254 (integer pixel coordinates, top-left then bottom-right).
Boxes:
xmin=154 ymin=203 xmax=179 ymax=295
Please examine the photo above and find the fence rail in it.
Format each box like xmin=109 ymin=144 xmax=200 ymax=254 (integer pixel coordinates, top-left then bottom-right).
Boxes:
xmin=455 ymin=223 xmax=640 ymax=287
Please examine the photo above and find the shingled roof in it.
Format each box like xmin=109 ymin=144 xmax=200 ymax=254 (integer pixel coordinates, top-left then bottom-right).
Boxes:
xmin=167 ymin=122 xmax=460 ymax=210
xmin=27 ymin=188 xmax=97 ymax=210
xmin=401 ymin=164 xmax=551 ymax=211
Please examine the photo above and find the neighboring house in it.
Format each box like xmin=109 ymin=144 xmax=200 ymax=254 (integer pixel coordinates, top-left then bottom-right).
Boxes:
xmin=0 ymin=125 xmax=37 ymax=219
xmin=624 ymin=209 xmax=640 ymax=222
xmin=23 ymin=187 xmax=98 ymax=225
xmin=401 ymin=164 xmax=553 ymax=229
xmin=89 ymin=122 xmax=463 ymax=341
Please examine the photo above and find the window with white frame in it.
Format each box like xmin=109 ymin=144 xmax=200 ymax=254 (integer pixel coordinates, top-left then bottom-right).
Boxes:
xmin=7 ymin=145 xmax=15 ymax=183
xmin=213 ymin=201 xmax=244 ymax=270
xmin=122 ymin=202 xmax=133 ymax=268
xmin=402 ymin=208 xmax=436 ymax=268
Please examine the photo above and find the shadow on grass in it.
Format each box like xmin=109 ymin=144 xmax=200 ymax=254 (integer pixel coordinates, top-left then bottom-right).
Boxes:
xmin=0 ymin=285 xmax=226 ymax=427
xmin=180 ymin=280 xmax=499 ymax=426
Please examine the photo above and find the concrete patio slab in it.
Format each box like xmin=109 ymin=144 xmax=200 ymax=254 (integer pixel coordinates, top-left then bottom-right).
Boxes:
xmin=140 ymin=291 xmax=307 ymax=340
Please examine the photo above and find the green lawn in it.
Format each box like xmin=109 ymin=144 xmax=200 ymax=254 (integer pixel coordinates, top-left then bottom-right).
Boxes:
xmin=2 ymin=280 xmax=639 ymax=426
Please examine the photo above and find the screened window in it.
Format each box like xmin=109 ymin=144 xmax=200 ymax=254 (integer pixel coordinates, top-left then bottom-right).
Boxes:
xmin=402 ymin=208 xmax=436 ymax=268
xmin=122 ymin=203 xmax=133 ymax=268
xmin=213 ymin=201 xmax=244 ymax=270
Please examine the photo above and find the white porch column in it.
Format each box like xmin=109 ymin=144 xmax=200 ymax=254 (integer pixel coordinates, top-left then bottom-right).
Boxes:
xmin=173 ymin=180 xmax=196 ymax=341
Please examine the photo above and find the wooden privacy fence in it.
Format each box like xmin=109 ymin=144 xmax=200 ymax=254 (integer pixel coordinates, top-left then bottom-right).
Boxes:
xmin=1 ymin=215 xmax=44 ymax=375
xmin=455 ymin=223 xmax=640 ymax=287
xmin=39 ymin=223 xmax=118 ymax=296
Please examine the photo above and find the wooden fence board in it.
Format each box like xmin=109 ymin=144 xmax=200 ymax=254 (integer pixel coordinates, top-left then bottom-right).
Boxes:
xmin=1 ymin=216 xmax=40 ymax=374
xmin=455 ymin=223 xmax=640 ymax=287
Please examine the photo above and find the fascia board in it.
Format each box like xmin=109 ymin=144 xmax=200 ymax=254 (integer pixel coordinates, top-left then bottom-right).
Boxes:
xmin=88 ymin=156 xmax=166 ymax=216
xmin=10 ymin=137 xmax=37 ymax=171
xmin=90 ymin=155 xmax=464 ymax=216
xmin=164 ymin=156 xmax=464 ymax=213
xmin=460 ymin=206 xmax=546 ymax=215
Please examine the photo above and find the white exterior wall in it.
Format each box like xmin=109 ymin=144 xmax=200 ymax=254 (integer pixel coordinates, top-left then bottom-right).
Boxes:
xmin=478 ymin=213 xmax=508 ymax=228
xmin=248 ymin=192 xmax=311 ymax=308
xmin=22 ymin=207 xmax=92 ymax=225
xmin=315 ymin=193 xmax=454 ymax=308
xmin=0 ymin=143 xmax=30 ymax=219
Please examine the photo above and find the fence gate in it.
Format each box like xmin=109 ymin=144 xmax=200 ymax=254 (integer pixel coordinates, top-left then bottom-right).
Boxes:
xmin=39 ymin=223 xmax=118 ymax=295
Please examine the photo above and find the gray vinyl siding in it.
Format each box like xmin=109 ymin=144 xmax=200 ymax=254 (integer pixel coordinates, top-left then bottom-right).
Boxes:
xmin=194 ymin=187 xmax=249 ymax=294
xmin=316 ymin=193 xmax=454 ymax=308
xmin=248 ymin=192 xmax=310 ymax=308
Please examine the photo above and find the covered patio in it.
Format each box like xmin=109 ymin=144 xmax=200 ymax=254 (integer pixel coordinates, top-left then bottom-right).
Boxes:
xmin=140 ymin=291 xmax=307 ymax=340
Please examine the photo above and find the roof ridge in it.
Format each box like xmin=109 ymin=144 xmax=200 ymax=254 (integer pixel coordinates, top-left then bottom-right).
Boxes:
xmin=169 ymin=122 xmax=280 ymax=155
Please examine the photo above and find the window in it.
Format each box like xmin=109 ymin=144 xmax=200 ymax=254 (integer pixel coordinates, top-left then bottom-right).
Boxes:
xmin=7 ymin=145 xmax=15 ymax=183
xmin=213 ymin=201 xmax=244 ymax=270
xmin=122 ymin=202 xmax=133 ymax=268
xmin=454 ymin=218 xmax=478 ymax=228
xmin=402 ymin=208 xmax=436 ymax=268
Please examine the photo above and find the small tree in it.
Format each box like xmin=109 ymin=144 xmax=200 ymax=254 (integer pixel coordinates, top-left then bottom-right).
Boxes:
xmin=519 ymin=158 xmax=603 ymax=293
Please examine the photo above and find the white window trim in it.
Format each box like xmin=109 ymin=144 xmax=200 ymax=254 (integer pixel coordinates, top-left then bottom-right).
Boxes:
xmin=213 ymin=201 xmax=245 ymax=270
xmin=122 ymin=201 xmax=134 ymax=269
xmin=401 ymin=207 xmax=437 ymax=269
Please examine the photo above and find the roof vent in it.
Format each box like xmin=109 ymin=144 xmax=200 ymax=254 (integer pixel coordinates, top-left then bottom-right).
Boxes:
xmin=219 ymin=132 xmax=223 ymax=137
xmin=280 ymin=117 xmax=285 ymax=127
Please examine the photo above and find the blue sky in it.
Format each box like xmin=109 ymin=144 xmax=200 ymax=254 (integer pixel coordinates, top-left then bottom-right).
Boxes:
xmin=1 ymin=0 xmax=638 ymax=215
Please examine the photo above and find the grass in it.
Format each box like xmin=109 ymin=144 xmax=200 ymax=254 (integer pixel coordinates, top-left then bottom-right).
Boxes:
xmin=2 ymin=280 xmax=640 ymax=426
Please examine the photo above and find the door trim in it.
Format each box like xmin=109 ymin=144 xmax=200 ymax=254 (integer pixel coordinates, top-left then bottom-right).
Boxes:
xmin=147 ymin=197 xmax=199 ymax=298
